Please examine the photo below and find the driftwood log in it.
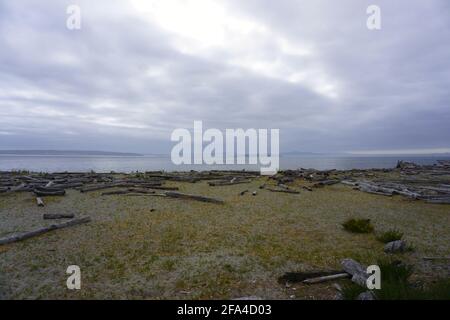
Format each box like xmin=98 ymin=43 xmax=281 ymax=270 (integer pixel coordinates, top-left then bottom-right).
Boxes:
xmin=0 ymin=216 xmax=91 ymax=245
xmin=80 ymin=183 xmax=123 ymax=193
xmin=278 ymin=270 xmax=344 ymax=284
xmin=266 ymin=187 xmax=300 ymax=194
xmin=102 ymin=190 xmax=131 ymax=195
xmin=147 ymin=186 xmax=179 ymax=191
xmin=303 ymin=273 xmax=350 ymax=284
xmin=208 ymin=180 xmax=251 ymax=186
xmin=164 ymin=191 xmax=224 ymax=204
xmin=43 ymin=213 xmax=75 ymax=219
xmin=36 ymin=197 xmax=45 ymax=207
xmin=34 ymin=189 xmax=65 ymax=197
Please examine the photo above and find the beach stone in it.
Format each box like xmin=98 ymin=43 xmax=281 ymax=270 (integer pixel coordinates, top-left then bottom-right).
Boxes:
xmin=351 ymin=273 xmax=368 ymax=287
xmin=356 ymin=291 xmax=376 ymax=300
xmin=341 ymin=258 xmax=365 ymax=275
xmin=341 ymin=258 xmax=368 ymax=286
xmin=384 ymin=240 xmax=407 ymax=253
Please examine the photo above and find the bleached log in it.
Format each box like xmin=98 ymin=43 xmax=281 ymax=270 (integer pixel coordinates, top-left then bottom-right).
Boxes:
xmin=0 ymin=217 xmax=91 ymax=245
xmin=36 ymin=197 xmax=45 ymax=207
xmin=303 ymin=273 xmax=350 ymax=284
xmin=34 ymin=189 xmax=65 ymax=197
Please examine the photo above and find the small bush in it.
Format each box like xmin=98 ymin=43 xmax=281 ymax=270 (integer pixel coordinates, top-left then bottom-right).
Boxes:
xmin=377 ymin=259 xmax=413 ymax=284
xmin=342 ymin=259 xmax=450 ymax=300
xmin=342 ymin=218 xmax=374 ymax=233
xmin=418 ymin=279 xmax=450 ymax=300
xmin=376 ymin=229 xmax=404 ymax=243
xmin=341 ymin=282 xmax=367 ymax=300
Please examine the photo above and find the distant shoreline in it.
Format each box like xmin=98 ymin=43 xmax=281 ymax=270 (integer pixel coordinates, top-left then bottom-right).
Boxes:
xmin=0 ymin=150 xmax=143 ymax=157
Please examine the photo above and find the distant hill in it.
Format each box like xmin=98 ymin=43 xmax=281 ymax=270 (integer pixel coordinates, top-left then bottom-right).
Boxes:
xmin=0 ymin=150 xmax=143 ymax=156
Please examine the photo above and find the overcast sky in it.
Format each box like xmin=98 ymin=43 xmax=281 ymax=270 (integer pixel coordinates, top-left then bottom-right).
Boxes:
xmin=0 ymin=0 xmax=449 ymax=154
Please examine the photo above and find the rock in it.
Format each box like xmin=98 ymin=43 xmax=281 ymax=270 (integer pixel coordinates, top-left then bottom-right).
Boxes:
xmin=341 ymin=258 xmax=365 ymax=275
xmin=351 ymin=273 xmax=369 ymax=287
xmin=356 ymin=291 xmax=376 ymax=300
xmin=341 ymin=258 xmax=368 ymax=286
xmin=334 ymin=292 xmax=344 ymax=300
xmin=333 ymin=283 xmax=344 ymax=300
xmin=384 ymin=240 xmax=407 ymax=253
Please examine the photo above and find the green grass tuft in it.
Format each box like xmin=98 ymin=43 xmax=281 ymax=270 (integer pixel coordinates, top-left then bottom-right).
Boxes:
xmin=341 ymin=282 xmax=368 ymax=300
xmin=376 ymin=229 xmax=404 ymax=243
xmin=343 ymin=259 xmax=450 ymax=300
xmin=342 ymin=218 xmax=374 ymax=233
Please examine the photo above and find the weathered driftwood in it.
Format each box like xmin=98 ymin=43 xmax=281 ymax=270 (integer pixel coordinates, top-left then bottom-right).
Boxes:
xmin=34 ymin=189 xmax=66 ymax=197
xmin=164 ymin=191 xmax=224 ymax=204
xmin=208 ymin=180 xmax=251 ymax=186
xmin=80 ymin=183 xmax=122 ymax=193
xmin=125 ymin=193 xmax=166 ymax=197
xmin=278 ymin=270 xmax=344 ymax=284
xmin=303 ymin=273 xmax=350 ymax=284
xmin=266 ymin=187 xmax=300 ymax=194
xmin=425 ymin=199 xmax=450 ymax=204
xmin=127 ymin=188 xmax=156 ymax=194
xmin=43 ymin=213 xmax=75 ymax=219
xmin=313 ymin=179 xmax=340 ymax=187
xmin=36 ymin=197 xmax=45 ymax=207
xmin=0 ymin=216 xmax=91 ymax=245
xmin=102 ymin=190 xmax=130 ymax=195
xmin=147 ymin=186 xmax=179 ymax=191
xmin=52 ymin=182 xmax=84 ymax=189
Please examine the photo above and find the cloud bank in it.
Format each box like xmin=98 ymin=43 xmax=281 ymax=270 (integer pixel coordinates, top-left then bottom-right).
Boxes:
xmin=0 ymin=0 xmax=449 ymax=154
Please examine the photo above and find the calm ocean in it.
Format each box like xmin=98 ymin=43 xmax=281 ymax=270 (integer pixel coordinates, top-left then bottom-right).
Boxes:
xmin=1 ymin=154 xmax=449 ymax=173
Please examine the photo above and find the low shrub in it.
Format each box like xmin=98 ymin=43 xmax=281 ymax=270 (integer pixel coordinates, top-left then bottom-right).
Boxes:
xmin=342 ymin=259 xmax=450 ymax=300
xmin=376 ymin=229 xmax=404 ymax=243
xmin=342 ymin=218 xmax=374 ymax=233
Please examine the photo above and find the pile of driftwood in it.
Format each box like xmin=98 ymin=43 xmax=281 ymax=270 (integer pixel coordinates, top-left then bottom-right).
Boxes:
xmin=0 ymin=170 xmax=260 ymax=205
xmin=268 ymin=160 xmax=450 ymax=204
xmin=341 ymin=161 xmax=450 ymax=204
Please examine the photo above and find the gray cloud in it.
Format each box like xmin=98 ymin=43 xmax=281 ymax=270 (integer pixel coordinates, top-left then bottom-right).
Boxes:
xmin=0 ymin=0 xmax=449 ymax=154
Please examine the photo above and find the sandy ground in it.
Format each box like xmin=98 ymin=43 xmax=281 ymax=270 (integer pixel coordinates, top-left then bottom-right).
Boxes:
xmin=0 ymin=177 xmax=449 ymax=299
